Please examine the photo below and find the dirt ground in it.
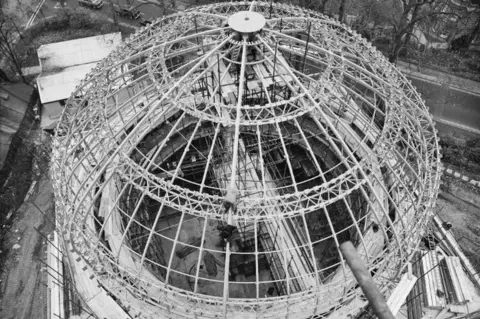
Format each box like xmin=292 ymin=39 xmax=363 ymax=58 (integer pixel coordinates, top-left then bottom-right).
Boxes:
xmin=0 ymin=176 xmax=54 ymax=319
xmin=434 ymin=123 xmax=480 ymax=273
xmin=0 ymin=4 xmax=53 ymax=318
xmin=436 ymin=177 xmax=480 ymax=274
xmin=0 ymin=119 xmax=54 ymax=319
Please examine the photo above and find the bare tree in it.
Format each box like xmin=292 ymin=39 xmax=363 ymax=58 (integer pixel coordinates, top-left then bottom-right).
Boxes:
xmin=338 ymin=0 xmax=347 ymax=23
xmin=0 ymin=14 xmax=26 ymax=83
xmin=298 ymin=0 xmax=330 ymax=13
xmin=385 ymin=0 xmax=463 ymax=62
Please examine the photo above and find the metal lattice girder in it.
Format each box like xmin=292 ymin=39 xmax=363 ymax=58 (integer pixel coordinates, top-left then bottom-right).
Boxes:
xmin=52 ymin=1 xmax=441 ymax=318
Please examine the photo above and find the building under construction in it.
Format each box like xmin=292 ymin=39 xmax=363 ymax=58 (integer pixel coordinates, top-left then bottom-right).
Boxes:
xmin=50 ymin=1 xmax=448 ymax=318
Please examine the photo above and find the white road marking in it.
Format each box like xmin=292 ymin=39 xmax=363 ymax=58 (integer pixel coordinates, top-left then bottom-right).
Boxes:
xmin=433 ymin=117 xmax=480 ymax=135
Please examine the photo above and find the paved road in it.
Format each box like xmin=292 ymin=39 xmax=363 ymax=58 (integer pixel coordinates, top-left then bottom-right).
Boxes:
xmin=407 ymin=76 xmax=480 ymax=135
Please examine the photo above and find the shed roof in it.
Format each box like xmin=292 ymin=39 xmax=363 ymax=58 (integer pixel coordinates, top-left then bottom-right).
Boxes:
xmin=36 ymin=32 xmax=121 ymax=104
xmin=37 ymin=32 xmax=121 ymax=72
xmin=37 ymin=63 xmax=97 ymax=104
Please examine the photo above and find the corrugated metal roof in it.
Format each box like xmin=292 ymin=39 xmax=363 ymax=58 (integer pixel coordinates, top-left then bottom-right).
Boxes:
xmin=36 ymin=33 xmax=121 ymax=104
xmin=37 ymin=32 xmax=122 ymax=72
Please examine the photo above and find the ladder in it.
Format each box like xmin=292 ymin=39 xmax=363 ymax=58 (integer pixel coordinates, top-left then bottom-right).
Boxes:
xmin=230 ymin=45 xmax=242 ymax=62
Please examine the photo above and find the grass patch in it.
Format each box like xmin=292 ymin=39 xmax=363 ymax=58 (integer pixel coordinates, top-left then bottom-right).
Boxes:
xmin=439 ymin=134 xmax=480 ymax=177
xmin=403 ymin=48 xmax=480 ymax=82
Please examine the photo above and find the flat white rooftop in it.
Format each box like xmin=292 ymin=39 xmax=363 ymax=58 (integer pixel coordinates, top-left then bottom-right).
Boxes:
xmin=37 ymin=32 xmax=121 ymax=104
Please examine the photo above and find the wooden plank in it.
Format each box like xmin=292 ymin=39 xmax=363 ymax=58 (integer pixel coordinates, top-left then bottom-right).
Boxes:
xmin=422 ymin=251 xmax=446 ymax=308
xmin=407 ymin=253 xmax=423 ymax=319
xmin=252 ymin=64 xmax=269 ymax=86
xmin=450 ymin=301 xmax=480 ymax=314
xmin=386 ymin=272 xmax=418 ymax=316
xmin=434 ymin=305 xmax=450 ymax=319
xmin=451 ymin=256 xmax=477 ymax=302
xmin=433 ymin=216 xmax=480 ymax=288
xmin=439 ymin=258 xmax=456 ymax=304
xmin=430 ymin=251 xmax=446 ymax=308
xmin=445 ymin=257 xmax=464 ymax=303
xmin=422 ymin=252 xmax=435 ymax=307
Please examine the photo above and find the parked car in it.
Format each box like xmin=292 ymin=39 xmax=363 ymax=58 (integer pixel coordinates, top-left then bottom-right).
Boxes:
xmin=78 ymin=0 xmax=104 ymax=9
xmin=114 ymin=5 xmax=142 ymax=20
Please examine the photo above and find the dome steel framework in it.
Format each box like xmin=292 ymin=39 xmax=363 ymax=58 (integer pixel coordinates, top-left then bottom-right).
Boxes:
xmin=51 ymin=1 xmax=442 ymax=318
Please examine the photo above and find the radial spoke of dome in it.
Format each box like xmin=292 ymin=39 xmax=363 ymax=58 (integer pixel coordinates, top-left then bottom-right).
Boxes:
xmin=260 ymin=75 xmax=274 ymax=104
xmin=256 ymin=125 xmax=267 ymax=198
xmin=299 ymin=213 xmax=321 ymax=287
xmin=249 ymin=0 xmax=256 ymax=11
xmin=275 ymin=122 xmax=298 ymax=193
xmin=163 ymin=36 xmax=225 ymax=76
xmin=267 ymin=29 xmax=391 ymax=88
xmin=77 ymin=37 xmax=235 ymax=212
xmin=292 ymin=118 xmax=327 ymax=184
xmin=252 ymin=44 xmax=302 ymax=108
xmin=142 ymin=112 xmax=187 ymax=172
xmin=388 ymin=135 xmax=427 ymax=186
xmin=199 ymin=123 xmax=221 ymax=193
xmin=69 ymin=152 xmax=116 ymax=224
xmin=375 ymin=148 xmax=425 ymax=231
xmin=379 ymin=139 xmax=423 ymax=191
xmin=279 ymin=219 xmax=292 ymax=298
xmin=259 ymin=35 xmax=404 ymax=265
xmin=301 ymin=63 xmax=388 ymax=112
xmin=307 ymin=116 xmax=393 ymax=241
xmin=195 ymin=11 xmax=229 ymax=21
xmin=261 ymin=35 xmax=357 ymax=174
xmin=63 ymin=115 xmax=103 ymax=171
xmin=169 ymin=120 xmax=203 ymax=185
xmin=341 ymin=84 xmax=386 ymax=117
xmin=142 ymin=200 xmax=173 ymax=280
xmin=105 ymin=81 xmax=155 ymax=118
xmin=93 ymin=180 xmax=131 ymax=248
xmin=259 ymin=57 xmax=309 ymax=116
xmin=107 ymin=27 xmax=229 ymax=75
xmin=350 ymin=179 xmax=394 ymax=251
xmin=107 ymin=91 xmax=159 ymax=143
xmin=210 ymin=58 xmax=233 ymax=99
xmin=340 ymin=196 xmax=372 ymax=266
xmin=223 ymin=36 xmax=248 ymax=317
xmin=193 ymin=216 xmax=209 ymax=293
xmin=115 ymin=190 xmax=149 ymax=262
xmin=62 ymin=129 xmax=101 ymax=190
xmin=254 ymin=219 xmax=260 ymax=299
xmin=228 ymin=37 xmax=248 ymax=189
xmin=170 ymin=49 xmax=232 ymax=103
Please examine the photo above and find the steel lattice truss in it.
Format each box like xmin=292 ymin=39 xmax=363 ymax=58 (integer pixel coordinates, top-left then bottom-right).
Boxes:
xmin=51 ymin=1 xmax=442 ymax=318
